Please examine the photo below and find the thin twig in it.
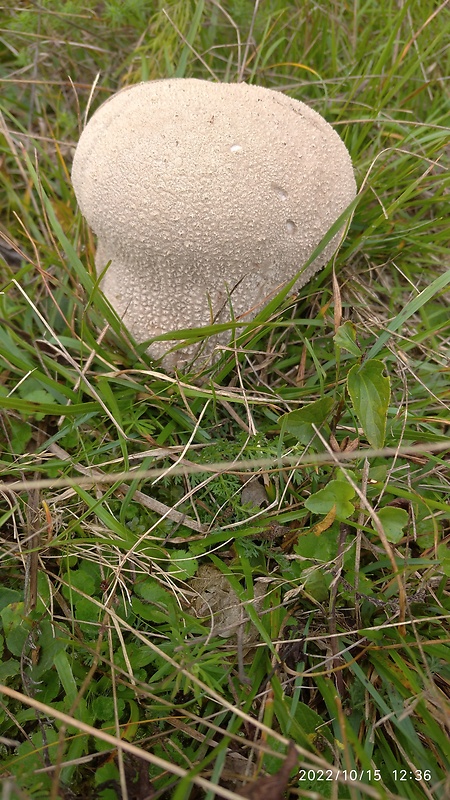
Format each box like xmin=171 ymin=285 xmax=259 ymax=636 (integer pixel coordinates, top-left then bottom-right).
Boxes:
xmin=2 ymin=439 xmax=448 ymax=493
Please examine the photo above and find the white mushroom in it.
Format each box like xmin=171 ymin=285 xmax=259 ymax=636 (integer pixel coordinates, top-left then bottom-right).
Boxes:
xmin=72 ymin=79 xmax=356 ymax=368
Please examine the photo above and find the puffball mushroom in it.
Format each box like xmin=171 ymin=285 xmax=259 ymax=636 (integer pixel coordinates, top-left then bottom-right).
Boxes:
xmin=72 ymin=79 xmax=356 ymax=368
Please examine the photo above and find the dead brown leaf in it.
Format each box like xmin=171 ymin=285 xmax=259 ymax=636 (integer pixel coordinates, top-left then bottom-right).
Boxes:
xmin=312 ymin=504 xmax=336 ymax=535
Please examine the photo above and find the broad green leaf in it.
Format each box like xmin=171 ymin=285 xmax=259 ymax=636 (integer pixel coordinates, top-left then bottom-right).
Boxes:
xmin=135 ymin=578 xmax=172 ymax=604
xmin=377 ymin=506 xmax=409 ymax=543
xmin=132 ymin=596 xmax=172 ymax=624
xmin=76 ymin=598 xmax=101 ymax=630
xmin=95 ymin=761 xmax=120 ymax=786
xmin=304 ymin=569 xmax=332 ymax=602
xmin=8 ymin=418 xmax=32 ymax=454
xmin=62 ymin=568 xmax=96 ymax=603
xmin=30 ymin=619 xmax=66 ymax=678
xmin=36 ymin=670 xmax=61 ymax=704
xmin=20 ymin=388 xmax=55 ymax=420
xmin=294 ymin=528 xmax=339 ymax=561
xmin=347 ymin=359 xmax=390 ymax=448
xmin=304 ymin=480 xmax=355 ymax=520
xmin=334 ymin=320 xmax=361 ymax=356
xmin=0 ymin=659 xmax=21 ymax=681
xmin=0 ymin=589 xmax=22 ymax=613
xmin=15 ymin=729 xmax=59 ymax=783
xmin=280 ymin=396 xmax=334 ymax=445
xmin=1 ymin=601 xmax=28 ymax=647
xmin=437 ymin=544 xmax=450 ymax=577
xmin=92 ymin=695 xmax=125 ymax=722
xmin=168 ymin=550 xmax=198 ymax=579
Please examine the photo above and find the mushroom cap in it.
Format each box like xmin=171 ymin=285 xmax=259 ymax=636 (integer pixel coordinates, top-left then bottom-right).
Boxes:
xmin=72 ymin=79 xmax=356 ymax=368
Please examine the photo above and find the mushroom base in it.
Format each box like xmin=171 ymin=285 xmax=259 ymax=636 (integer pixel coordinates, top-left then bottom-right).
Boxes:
xmin=96 ymin=237 xmax=342 ymax=371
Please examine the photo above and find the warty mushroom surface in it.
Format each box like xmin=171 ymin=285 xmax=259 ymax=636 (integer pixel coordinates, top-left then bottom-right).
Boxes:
xmin=71 ymin=78 xmax=357 ymax=369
